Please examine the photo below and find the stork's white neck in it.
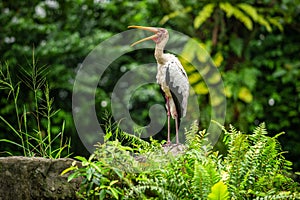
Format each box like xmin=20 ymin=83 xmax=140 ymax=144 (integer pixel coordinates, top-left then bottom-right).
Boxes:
xmin=154 ymin=46 xmax=167 ymax=64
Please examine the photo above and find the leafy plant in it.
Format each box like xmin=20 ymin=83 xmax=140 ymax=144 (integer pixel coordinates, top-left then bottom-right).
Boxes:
xmin=63 ymin=155 xmax=128 ymax=200
xmin=222 ymin=123 xmax=299 ymax=199
xmin=208 ymin=181 xmax=229 ymax=200
xmin=0 ymin=56 xmax=71 ymax=158
xmin=64 ymin=121 xmax=300 ymax=199
xmin=157 ymin=0 xmax=300 ymax=172
xmin=1 ymin=0 xmax=300 ymax=173
xmin=62 ymin=123 xmax=141 ymax=199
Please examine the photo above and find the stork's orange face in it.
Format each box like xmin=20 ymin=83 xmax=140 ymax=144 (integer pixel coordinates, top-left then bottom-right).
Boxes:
xmin=128 ymin=25 xmax=168 ymax=46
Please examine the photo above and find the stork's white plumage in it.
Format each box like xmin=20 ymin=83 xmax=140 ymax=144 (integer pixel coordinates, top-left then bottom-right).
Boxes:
xmin=128 ymin=26 xmax=189 ymax=145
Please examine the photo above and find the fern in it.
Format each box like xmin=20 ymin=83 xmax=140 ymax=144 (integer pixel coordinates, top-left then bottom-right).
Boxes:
xmin=220 ymin=2 xmax=253 ymax=30
xmin=159 ymin=6 xmax=192 ymax=25
xmin=223 ymin=123 xmax=299 ymax=199
xmin=207 ymin=181 xmax=230 ymax=200
xmin=128 ymin=166 xmax=189 ymax=199
xmin=121 ymin=131 xmax=152 ymax=151
xmin=192 ymin=160 xmax=221 ymax=199
xmin=66 ymin=122 xmax=299 ymax=199
xmin=194 ymin=3 xmax=215 ymax=29
xmin=237 ymin=3 xmax=271 ymax=32
xmin=185 ymin=120 xmax=206 ymax=150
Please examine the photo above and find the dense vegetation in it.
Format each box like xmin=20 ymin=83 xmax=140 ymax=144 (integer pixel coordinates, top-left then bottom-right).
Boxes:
xmin=1 ymin=0 xmax=300 ymax=196
xmin=63 ymin=122 xmax=299 ymax=199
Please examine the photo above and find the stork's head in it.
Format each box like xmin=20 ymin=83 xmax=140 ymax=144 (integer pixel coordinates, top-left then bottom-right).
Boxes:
xmin=128 ymin=25 xmax=169 ymax=47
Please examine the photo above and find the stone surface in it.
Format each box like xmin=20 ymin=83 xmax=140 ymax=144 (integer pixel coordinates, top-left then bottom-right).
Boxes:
xmin=134 ymin=144 xmax=187 ymax=163
xmin=162 ymin=143 xmax=186 ymax=156
xmin=0 ymin=156 xmax=80 ymax=200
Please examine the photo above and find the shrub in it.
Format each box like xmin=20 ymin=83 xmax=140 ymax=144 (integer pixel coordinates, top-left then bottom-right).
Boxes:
xmin=64 ymin=122 xmax=299 ymax=199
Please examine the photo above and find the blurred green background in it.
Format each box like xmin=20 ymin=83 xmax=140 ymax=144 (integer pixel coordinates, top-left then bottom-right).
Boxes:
xmin=0 ymin=0 xmax=299 ymax=174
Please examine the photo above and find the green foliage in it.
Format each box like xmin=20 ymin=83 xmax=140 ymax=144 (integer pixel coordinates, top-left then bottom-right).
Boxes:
xmin=160 ymin=0 xmax=300 ymax=172
xmin=223 ymin=123 xmax=299 ymax=199
xmin=65 ymin=122 xmax=299 ymax=199
xmin=207 ymin=181 xmax=229 ymax=200
xmin=0 ymin=58 xmax=71 ymax=158
xmin=63 ymin=155 xmax=127 ymax=199
xmin=220 ymin=2 xmax=254 ymax=31
xmin=194 ymin=3 xmax=215 ymax=29
xmin=162 ymin=1 xmax=281 ymax=32
xmin=0 ymin=0 xmax=165 ymax=157
xmin=1 ymin=0 xmax=300 ymax=178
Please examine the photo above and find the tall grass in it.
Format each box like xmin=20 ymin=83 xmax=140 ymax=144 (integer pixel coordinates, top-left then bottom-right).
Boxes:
xmin=0 ymin=54 xmax=71 ymax=158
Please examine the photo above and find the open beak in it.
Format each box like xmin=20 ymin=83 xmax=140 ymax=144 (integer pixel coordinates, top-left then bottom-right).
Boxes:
xmin=128 ymin=25 xmax=159 ymax=46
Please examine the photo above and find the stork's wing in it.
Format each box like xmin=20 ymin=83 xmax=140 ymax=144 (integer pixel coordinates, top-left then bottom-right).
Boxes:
xmin=165 ymin=58 xmax=189 ymax=118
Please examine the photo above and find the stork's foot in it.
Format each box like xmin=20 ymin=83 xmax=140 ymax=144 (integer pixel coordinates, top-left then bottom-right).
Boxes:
xmin=162 ymin=143 xmax=186 ymax=156
xmin=163 ymin=141 xmax=172 ymax=147
xmin=162 ymin=142 xmax=182 ymax=147
xmin=174 ymin=142 xmax=182 ymax=146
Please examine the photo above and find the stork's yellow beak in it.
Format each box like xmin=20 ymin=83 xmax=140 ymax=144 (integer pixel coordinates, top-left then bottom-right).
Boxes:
xmin=128 ymin=25 xmax=159 ymax=46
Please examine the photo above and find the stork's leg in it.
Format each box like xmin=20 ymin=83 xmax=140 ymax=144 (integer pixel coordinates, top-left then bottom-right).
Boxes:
xmin=175 ymin=115 xmax=179 ymax=144
xmin=166 ymin=97 xmax=171 ymax=144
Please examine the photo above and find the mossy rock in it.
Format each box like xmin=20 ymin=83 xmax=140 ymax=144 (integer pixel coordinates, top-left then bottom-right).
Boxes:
xmin=0 ymin=156 xmax=81 ymax=200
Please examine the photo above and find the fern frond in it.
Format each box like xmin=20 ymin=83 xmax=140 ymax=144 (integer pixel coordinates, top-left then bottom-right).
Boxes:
xmin=238 ymin=3 xmax=258 ymax=21
xmin=238 ymin=3 xmax=272 ymax=32
xmin=121 ymin=131 xmax=151 ymax=150
xmin=256 ymin=14 xmax=272 ymax=32
xmin=185 ymin=120 xmax=201 ymax=149
xmin=220 ymin=2 xmax=253 ymax=30
xmin=159 ymin=6 xmax=192 ymax=25
xmin=207 ymin=181 xmax=230 ymax=200
xmin=267 ymin=17 xmax=283 ymax=32
xmin=194 ymin=3 xmax=215 ymax=29
xmin=130 ymin=167 xmax=189 ymax=199
xmin=253 ymin=122 xmax=267 ymax=135
xmin=229 ymin=124 xmax=238 ymax=135
xmin=224 ymin=124 xmax=299 ymax=199
xmin=192 ymin=160 xmax=221 ymax=199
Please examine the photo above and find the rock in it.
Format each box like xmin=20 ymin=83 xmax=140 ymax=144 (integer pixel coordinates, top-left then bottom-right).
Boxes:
xmin=0 ymin=156 xmax=81 ymax=200
xmin=162 ymin=143 xmax=186 ymax=156
xmin=134 ymin=144 xmax=187 ymax=163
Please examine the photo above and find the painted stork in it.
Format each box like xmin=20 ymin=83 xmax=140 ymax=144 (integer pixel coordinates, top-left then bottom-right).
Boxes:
xmin=128 ymin=25 xmax=189 ymax=145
